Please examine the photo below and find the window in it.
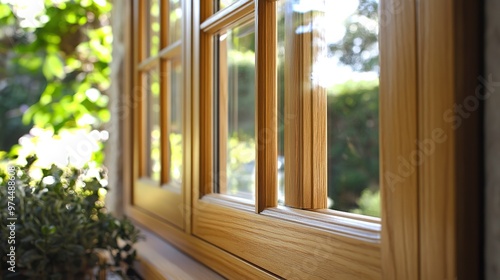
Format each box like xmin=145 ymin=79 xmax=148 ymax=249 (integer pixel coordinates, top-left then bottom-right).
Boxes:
xmin=123 ymin=0 xmax=478 ymax=278
xmin=131 ymin=0 xmax=185 ymax=229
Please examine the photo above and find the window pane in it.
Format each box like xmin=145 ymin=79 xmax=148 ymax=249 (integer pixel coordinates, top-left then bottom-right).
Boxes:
xmin=218 ymin=0 xmax=238 ymax=10
xmin=168 ymin=0 xmax=182 ymax=43
xmin=168 ymin=58 xmax=183 ymax=187
xmin=327 ymin=0 xmax=380 ymax=217
xmin=147 ymin=0 xmax=160 ymax=57
xmin=277 ymin=0 xmax=380 ymax=216
xmin=215 ymin=20 xmax=256 ymax=201
xmin=145 ymin=68 xmax=161 ymax=182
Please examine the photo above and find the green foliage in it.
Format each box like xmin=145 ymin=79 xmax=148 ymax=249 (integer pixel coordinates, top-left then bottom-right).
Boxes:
xmin=327 ymin=81 xmax=379 ymax=214
xmin=329 ymin=0 xmax=379 ymax=72
xmin=352 ymin=189 xmax=381 ymax=217
xmin=0 ymin=157 xmax=142 ymax=279
xmin=0 ymin=0 xmax=112 ymax=152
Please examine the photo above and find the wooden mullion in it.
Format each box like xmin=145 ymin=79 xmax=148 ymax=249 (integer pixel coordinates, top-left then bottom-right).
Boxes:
xmin=310 ymin=9 xmax=327 ymax=209
xmin=255 ymin=0 xmax=277 ymax=212
xmin=200 ymin=0 xmax=254 ymax=34
xmin=301 ymin=11 xmax=312 ymax=209
xmin=159 ymin=0 xmax=170 ymax=184
xmin=129 ymin=0 xmax=139 ymax=204
xmin=199 ymin=0 xmax=214 ymax=197
xmin=284 ymin=5 xmax=326 ymax=209
xmin=138 ymin=0 xmax=148 ymax=178
xmin=182 ymin=0 xmax=192 ymax=234
xmin=161 ymin=0 xmax=169 ymax=48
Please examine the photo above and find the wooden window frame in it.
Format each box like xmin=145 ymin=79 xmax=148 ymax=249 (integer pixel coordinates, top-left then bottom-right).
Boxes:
xmin=122 ymin=0 xmax=483 ymax=279
xmin=130 ymin=0 xmax=186 ymax=230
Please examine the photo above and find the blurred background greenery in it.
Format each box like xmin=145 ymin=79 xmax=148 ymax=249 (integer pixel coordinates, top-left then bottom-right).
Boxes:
xmin=0 ymin=0 xmax=112 ymax=166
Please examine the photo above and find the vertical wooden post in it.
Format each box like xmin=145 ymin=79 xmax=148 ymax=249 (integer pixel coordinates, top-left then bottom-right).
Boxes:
xmin=284 ymin=2 xmax=327 ymax=209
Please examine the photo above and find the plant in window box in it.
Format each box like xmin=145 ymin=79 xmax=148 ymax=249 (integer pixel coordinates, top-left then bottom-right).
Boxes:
xmin=0 ymin=156 xmax=143 ymax=279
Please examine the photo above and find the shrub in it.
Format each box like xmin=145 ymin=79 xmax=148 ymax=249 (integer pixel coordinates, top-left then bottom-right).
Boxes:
xmin=0 ymin=156 xmax=142 ymax=279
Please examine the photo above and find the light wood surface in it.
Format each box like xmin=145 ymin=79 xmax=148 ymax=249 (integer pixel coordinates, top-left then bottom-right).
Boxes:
xmin=283 ymin=6 xmax=327 ymax=210
xmin=193 ymin=200 xmax=381 ymax=279
xmin=255 ymin=0 xmax=277 ymax=212
xmin=121 ymin=0 xmax=483 ymax=279
xmin=379 ymin=0 xmax=419 ymax=278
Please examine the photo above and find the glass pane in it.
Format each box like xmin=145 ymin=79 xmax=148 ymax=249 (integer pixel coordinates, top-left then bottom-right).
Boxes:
xmin=327 ymin=0 xmax=380 ymax=217
xmin=218 ymin=0 xmax=238 ymax=10
xmin=278 ymin=0 xmax=380 ymax=216
xmin=168 ymin=0 xmax=182 ymax=43
xmin=147 ymin=0 xmax=160 ymax=56
xmin=168 ymin=58 xmax=183 ymax=187
xmin=216 ymin=20 xmax=256 ymax=201
xmin=145 ymin=68 xmax=161 ymax=182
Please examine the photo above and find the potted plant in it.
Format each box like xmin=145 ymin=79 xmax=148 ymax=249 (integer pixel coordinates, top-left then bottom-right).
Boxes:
xmin=0 ymin=156 xmax=143 ymax=279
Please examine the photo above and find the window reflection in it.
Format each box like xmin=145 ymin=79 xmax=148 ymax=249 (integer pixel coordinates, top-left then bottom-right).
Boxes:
xmin=216 ymin=20 xmax=256 ymax=201
xmin=147 ymin=0 xmax=160 ymax=56
xmin=277 ymin=0 xmax=380 ymax=216
xmin=168 ymin=0 xmax=182 ymax=43
xmin=168 ymin=58 xmax=183 ymax=187
xmin=145 ymin=69 xmax=161 ymax=182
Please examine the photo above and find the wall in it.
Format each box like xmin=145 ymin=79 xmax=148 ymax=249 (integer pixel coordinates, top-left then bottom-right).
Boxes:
xmin=105 ymin=0 xmax=125 ymax=216
xmin=486 ymin=0 xmax=500 ymax=278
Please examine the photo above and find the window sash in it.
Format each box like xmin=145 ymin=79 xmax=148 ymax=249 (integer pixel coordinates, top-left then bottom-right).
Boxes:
xmin=124 ymin=0 xmax=475 ymax=278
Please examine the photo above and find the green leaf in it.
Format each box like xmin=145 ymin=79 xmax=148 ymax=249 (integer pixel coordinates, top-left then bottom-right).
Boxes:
xmin=0 ymin=4 xmax=12 ymax=19
xmin=43 ymin=53 xmax=66 ymax=80
xmin=22 ymin=103 xmax=41 ymax=125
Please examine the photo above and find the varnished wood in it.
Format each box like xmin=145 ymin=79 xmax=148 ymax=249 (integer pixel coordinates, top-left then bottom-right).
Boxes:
xmin=284 ymin=5 xmax=327 ymax=209
xmin=182 ymin=0 xmax=193 ymax=234
xmin=138 ymin=0 xmax=147 ymax=178
xmin=416 ymin=0 xmax=483 ymax=278
xmin=124 ymin=0 xmax=134 ymax=207
xmin=417 ymin=0 xmax=455 ymax=278
xmin=379 ymin=0 xmax=419 ymax=278
xmin=123 ymin=0 xmax=483 ymax=279
xmin=200 ymin=0 xmax=254 ymax=34
xmin=126 ymin=205 xmax=278 ymax=279
xmin=255 ymin=0 xmax=277 ymax=211
xmin=160 ymin=0 xmax=171 ymax=184
xmin=193 ymin=200 xmax=381 ymax=279
xmin=160 ymin=60 xmax=171 ymax=184
xmin=137 ymin=41 xmax=182 ymax=71
xmin=199 ymin=0 xmax=214 ymax=197
xmin=134 ymin=179 xmax=184 ymax=229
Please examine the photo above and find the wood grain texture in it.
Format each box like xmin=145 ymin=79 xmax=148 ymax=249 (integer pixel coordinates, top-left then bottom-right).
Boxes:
xmin=284 ymin=6 xmax=327 ymax=209
xmin=126 ymin=206 xmax=278 ymax=280
xmin=199 ymin=0 xmax=214 ymax=197
xmin=137 ymin=0 xmax=147 ymax=178
xmin=255 ymin=0 xmax=277 ymax=212
xmin=379 ymin=0 xmax=419 ymax=278
xmin=124 ymin=0 xmax=480 ymax=279
xmin=200 ymin=0 xmax=254 ymax=34
xmin=160 ymin=59 xmax=171 ymax=184
xmin=417 ymin=0 xmax=456 ymax=279
xmin=134 ymin=179 xmax=184 ymax=229
xmin=193 ymin=201 xmax=381 ymax=279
